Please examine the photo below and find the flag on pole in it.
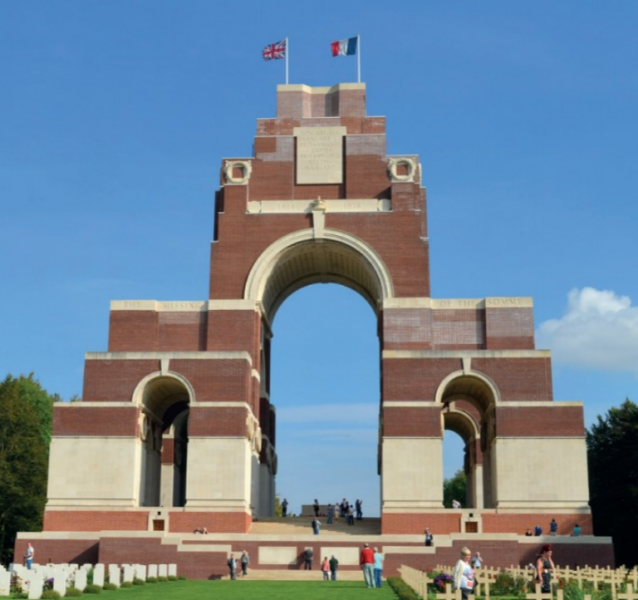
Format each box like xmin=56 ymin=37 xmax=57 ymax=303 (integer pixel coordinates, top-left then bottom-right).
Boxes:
xmin=331 ymin=36 xmax=357 ymax=57
xmin=262 ymin=39 xmax=287 ymax=61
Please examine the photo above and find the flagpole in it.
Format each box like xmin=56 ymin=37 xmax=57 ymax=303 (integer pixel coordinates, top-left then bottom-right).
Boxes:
xmin=286 ymin=37 xmax=289 ymax=84
xmin=357 ymin=34 xmax=361 ymax=83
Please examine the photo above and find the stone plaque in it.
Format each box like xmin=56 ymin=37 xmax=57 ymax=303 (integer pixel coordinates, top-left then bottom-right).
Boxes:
xmin=294 ymin=126 xmax=346 ymax=184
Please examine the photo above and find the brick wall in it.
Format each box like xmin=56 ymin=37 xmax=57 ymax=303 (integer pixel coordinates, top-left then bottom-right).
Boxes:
xmin=43 ymin=510 xmax=149 ymax=531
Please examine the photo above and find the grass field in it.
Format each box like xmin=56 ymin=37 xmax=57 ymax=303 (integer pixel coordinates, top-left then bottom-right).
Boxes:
xmin=3 ymin=580 xmax=400 ymax=600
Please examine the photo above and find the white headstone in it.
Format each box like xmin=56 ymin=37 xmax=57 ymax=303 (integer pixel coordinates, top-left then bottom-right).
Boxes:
xmin=148 ymin=565 xmax=158 ymax=578
xmin=168 ymin=564 xmax=177 ymax=577
xmin=0 ymin=570 xmax=11 ymax=596
xmin=133 ymin=565 xmax=146 ymax=581
xmin=93 ymin=564 xmax=105 ymax=588
xmin=122 ymin=565 xmax=134 ymax=583
xmin=81 ymin=564 xmax=92 ymax=572
xmin=53 ymin=569 xmax=67 ymax=596
xmin=158 ymin=564 xmax=167 ymax=577
xmin=108 ymin=565 xmax=120 ymax=587
xmin=28 ymin=572 xmax=44 ymax=600
xmin=74 ymin=570 xmax=87 ymax=591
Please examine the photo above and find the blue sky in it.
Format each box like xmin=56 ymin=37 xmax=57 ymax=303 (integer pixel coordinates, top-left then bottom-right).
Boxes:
xmin=1 ymin=2 xmax=637 ymax=517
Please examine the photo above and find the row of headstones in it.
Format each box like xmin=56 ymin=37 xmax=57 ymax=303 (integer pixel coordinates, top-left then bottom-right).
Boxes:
xmin=0 ymin=563 xmax=177 ymax=599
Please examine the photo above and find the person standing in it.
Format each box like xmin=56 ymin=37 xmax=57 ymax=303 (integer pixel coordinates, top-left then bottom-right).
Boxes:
xmin=281 ymin=498 xmax=288 ymax=517
xmin=321 ymin=557 xmax=330 ymax=581
xmin=536 ymin=544 xmax=555 ymax=593
xmin=472 ymin=552 xmax=483 ymax=569
xmin=355 ymin=498 xmax=363 ymax=520
xmin=227 ymin=553 xmax=237 ymax=580
xmin=360 ymin=543 xmax=375 ymax=588
xmin=373 ymin=547 xmax=384 ymax=588
xmin=550 ymin=519 xmax=558 ymax=536
xmin=240 ymin=550 xmax=249 ymax=576
xmin=327 ymin=504 xmax=334 ymax=524
xmin=534 ymin=524 xmax=543 ymax=536
xmin=453 ymin=547 xmax=475 ymax=600
xmin=424 ymin=527 xmax=434 ymax=547
xmin=572 ymin=524 xmax=581 ymax=537
xmin=312 ymin=518 xmax=321 ymax=535
xmin=25 ymin=543 xmax=34 ymax=569
xmin=313 ymin=499 xmax=320 ymax=517
xmin=329 ymin=555 xmax=339 ymax=581
xmin=304 ymin=547 xmax=314 ymax=570
xmin=347 ymin=505 xmax=355 ymax=526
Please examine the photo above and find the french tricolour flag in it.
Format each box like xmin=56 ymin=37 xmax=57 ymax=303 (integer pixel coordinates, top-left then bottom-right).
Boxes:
xmin=331 ymin=36 xmax=357 ymax=57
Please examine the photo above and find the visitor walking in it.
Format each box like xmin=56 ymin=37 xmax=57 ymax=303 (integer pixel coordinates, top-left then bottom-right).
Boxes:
xmin=329 ymin=555 xmax=339 ymax=581
xmin=424 ymin=527 xmax=434 ymax=546
xmin=360 ymin=543 xmax=375 ymax=588
xmin=227 ymin=553 xmax=237 ymax=580
xmin=304 ymin=547 xmax=314 ymax=570
xmin=321 ymin=557 xmax=330 ymax=581
xmin=373 ymin=546 xmax=384 ymax=587
xmin=453 ymin=547 xmax=475 ymax=600
xmin=240 ymin=550 xmax=249 ymax=576
xmin=536 ymin=544 xmax=555 ymax=593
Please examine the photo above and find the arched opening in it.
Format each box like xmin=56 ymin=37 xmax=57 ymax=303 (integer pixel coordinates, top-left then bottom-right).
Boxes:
xmin=136 ymin=375 xmax=191 ymax=507
xmin=438 ymin=373 xmax=499 ymax=509
xmin=442 ymin=429 xmax=467 ymax=507
xmin=270 ymin=283 xmax=380 ymax=516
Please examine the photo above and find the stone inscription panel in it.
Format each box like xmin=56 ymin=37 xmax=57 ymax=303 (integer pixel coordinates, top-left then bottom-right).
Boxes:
xmin=294 ymin=126 xmax=346 ymax=184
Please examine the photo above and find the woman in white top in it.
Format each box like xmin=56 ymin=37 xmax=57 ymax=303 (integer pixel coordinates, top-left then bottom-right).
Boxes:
xmin=453 ymin=547 xmax=475 ymax=600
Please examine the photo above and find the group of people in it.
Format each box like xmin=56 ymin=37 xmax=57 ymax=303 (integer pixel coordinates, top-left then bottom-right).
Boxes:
xmin=226 ymin=551 xmax=250 ymax=580
xmin=359 ymin=543 xmax=384 ymax=588
xmin=525 ymin=520 xmax=582 ymax=537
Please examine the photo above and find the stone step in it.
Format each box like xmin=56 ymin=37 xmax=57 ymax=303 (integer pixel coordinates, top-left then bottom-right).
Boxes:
xmin=249 ymin=518 xmax=381 ymax=536
xmin=223 ymin=569 xmax=371 ymax=581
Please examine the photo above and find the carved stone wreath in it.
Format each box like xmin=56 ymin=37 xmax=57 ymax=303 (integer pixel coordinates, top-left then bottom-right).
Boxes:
xmin=224 ymin=160 xmax=252 ymax=185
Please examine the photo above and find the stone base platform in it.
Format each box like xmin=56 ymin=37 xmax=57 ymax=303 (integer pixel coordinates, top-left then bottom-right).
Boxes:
xmin=17 ymin=520 xmax=615 ymax=580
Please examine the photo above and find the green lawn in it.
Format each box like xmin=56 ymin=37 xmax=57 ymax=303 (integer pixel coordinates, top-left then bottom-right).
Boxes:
xmin=4 ymin=580 xmax=399 ymax=600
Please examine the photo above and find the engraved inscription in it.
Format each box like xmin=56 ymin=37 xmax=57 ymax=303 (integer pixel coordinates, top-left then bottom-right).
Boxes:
xmin=294 ymin=126 xmax=346 ymax=184
xmin=159 ymin=301 xmax=206 ymax=312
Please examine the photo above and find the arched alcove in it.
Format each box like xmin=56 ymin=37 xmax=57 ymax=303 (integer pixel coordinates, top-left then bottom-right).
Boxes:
xmin=134 ymin=374 xmax=192 ymax=508
xmin=437 ymin=372 xmax=500 ymax=509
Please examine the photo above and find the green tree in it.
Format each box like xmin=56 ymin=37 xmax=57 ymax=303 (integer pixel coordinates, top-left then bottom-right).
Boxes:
xmin=587 ymin=399 xmax=638 ymax=568
xmin=0 ymin=374 xmax=54 ymax=564
xmin=443 ymin=469 xmax=467 ymax=508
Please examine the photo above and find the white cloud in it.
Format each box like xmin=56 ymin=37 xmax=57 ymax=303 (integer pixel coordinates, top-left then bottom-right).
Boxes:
xmin=536 ymin=287 xmax=638 ymax=374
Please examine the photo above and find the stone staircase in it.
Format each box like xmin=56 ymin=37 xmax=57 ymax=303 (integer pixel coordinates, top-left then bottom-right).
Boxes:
xmin=249 ymin=517 xmax=381 ymax=537
xmin=223 ymin=569 xmax=366 ymax=581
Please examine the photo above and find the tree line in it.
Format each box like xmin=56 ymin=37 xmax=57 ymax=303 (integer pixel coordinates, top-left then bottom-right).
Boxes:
xmin=0 ymin=373 xmax=636 ymax=567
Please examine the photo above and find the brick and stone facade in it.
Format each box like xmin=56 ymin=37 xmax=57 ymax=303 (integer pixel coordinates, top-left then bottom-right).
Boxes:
xmin=22 ymin=83 xmax=611 ymax=575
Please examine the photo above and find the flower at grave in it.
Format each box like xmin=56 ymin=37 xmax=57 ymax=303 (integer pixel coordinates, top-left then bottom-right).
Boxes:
xmin=45 ymin=577 xmax=54 ymax=590
xmin=433 ymin=573 xmax=453 ymax=592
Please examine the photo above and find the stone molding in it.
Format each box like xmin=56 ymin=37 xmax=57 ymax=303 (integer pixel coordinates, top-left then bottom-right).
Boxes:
xmin=247 ymin=198 xmax=391 ymax=214
xmin=382 ymin=297 xmax=534 ymax=310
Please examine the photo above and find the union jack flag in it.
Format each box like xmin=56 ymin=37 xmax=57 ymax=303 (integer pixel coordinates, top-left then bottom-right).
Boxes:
xmin=262 ymin=39 xmax=286 ymax=61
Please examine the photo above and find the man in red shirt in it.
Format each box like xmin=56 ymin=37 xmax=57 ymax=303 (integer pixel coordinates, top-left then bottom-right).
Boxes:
xmin=360 ymin=543 xmax=375 ymax=588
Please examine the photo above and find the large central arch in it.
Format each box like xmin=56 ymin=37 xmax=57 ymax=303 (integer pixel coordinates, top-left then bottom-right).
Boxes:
xmin=244 ymin=228 xmax=395 ymax=322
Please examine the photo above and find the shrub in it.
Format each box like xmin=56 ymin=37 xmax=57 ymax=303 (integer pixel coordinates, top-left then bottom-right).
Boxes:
xmin=102 ymin=583 xmax=117 ymax=591
xmin=146 ymin=577 xmax=158 ymax=584
xmin=167 ymin=576 xmax=178 ymax=581
xmin=119 ymin=582 xmax=133 ymax=589
xmin=491 ymin=572 xmax=527 ymax=598
xmin=387 ymin=577 xmax=421 ymax=600
xmin=11 ymin=593 xmax=28 ymax=600
xmin=132 ymin=578 xmax=145 ymax=586
xmin=83 ymin=584 xmax=102 ymax=594
xmin=66 ymin=587 xmax=83 ymax=597
xmin=177 ymin=575 xmax=186 ymax=580
xmin=157 ymin=576 xmax=168 ymax=583
xmin=41 ymin=592 xmax=61 ymax=600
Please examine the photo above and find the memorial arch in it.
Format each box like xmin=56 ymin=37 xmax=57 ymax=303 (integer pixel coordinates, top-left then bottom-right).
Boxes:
xmin=30 ymin=82 xmax=609 ymax=575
